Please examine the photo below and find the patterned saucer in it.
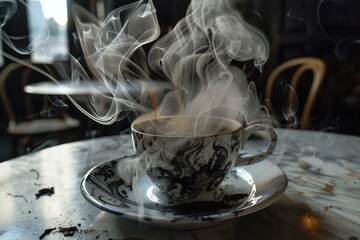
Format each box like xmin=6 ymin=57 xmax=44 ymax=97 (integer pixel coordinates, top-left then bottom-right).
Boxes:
xmin=80 ymin=155 xmax=287 ymax=229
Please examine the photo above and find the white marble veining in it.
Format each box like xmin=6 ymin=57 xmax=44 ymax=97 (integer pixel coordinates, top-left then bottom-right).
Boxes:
xmin=0 ymin=129 xmax=359 ymax=239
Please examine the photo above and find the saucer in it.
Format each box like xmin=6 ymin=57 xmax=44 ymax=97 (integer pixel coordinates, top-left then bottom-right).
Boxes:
xmin=80 ymin=155 xmax=287 ymax=229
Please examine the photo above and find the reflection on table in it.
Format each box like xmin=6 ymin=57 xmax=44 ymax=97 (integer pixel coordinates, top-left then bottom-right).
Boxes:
xmin=0 ymin=129 xmax=359 ymax=239
xmin=24 ymin=80 xmax=171 ymax=96
xmin=24 ymin=81 xmax=110 ymax=95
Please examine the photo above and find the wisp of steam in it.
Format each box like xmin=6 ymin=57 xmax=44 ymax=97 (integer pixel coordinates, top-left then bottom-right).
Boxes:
xmin=1 ymin=0 xmax=275 ymax=221
xmin=147 ymin=0 xmax=270 ymax=135
xmin=2 ymin=0 xmax=270 ymax=136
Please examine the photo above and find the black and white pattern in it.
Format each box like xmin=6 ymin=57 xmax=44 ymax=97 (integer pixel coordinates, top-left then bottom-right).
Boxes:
xmin=132 ymin=132 xmax=240 ymax=202
xmin=130 ymin=122 xmax=277 ymax=203
xmin=81 ymin=155 xmax=287 ymax=229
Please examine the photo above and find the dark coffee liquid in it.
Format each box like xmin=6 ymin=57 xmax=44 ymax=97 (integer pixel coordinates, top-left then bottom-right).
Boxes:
xmin=133 ymin=116 xmax=240 ymax=136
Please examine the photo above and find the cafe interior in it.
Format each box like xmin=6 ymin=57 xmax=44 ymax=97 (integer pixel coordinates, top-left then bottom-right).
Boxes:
xmin=0 ymin=0 xmax=359 ymax=162
xmin=1 ymin=1 xmax=360 ymax=239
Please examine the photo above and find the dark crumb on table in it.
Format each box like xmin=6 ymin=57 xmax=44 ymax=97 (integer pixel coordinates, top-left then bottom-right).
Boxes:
xmin=39 ymin=228 xmax=56 ymax=239
xmin=59 ymin=226 xmax=78 ymax=237
xmin=81 ymin=228 xmax=96 ymax=234
xmin=35 ymin=187 xmax=55 ymax=199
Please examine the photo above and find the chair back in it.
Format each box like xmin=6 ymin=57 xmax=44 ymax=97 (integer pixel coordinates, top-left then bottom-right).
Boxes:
xmin=0 ymin=60 xmax=81 ymax=156
xmin=1 ymin=61 xmax=53 ymax=125
xmin=264 ymin=57 xmax=326 ymax=129
xmin=0 ymin=61 xmax=25 ymax=127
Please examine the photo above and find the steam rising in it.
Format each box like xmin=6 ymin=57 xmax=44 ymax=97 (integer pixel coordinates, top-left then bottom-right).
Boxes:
xmin=68 ymin=0 xmax=161 ymax=125
xmin=147 ymin=0 xmax=270 ymax=134
xmin=2 ymin=0 xmax=270 ymax=134
xmin=2 ymin=0 xmax=273 ymax=218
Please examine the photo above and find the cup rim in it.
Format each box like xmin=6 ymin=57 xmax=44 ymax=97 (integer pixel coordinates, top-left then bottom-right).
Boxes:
xmin=131 ymin=115 xmax=243 ymax=138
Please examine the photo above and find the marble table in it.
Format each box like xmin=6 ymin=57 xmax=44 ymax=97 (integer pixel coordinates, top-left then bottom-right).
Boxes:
xmin=0 ymin=129 xmax=359 ymax=239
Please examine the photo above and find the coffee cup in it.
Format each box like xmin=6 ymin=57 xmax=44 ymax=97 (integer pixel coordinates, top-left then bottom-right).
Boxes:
xmin=118 ymin=115 xmax=277 ymax=204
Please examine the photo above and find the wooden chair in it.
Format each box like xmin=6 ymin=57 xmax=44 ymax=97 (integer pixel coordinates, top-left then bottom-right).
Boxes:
xmin=264 ymin=57 xmax=326 ymax=129
xmin=0 ymin=61 xmax=81 ymax=156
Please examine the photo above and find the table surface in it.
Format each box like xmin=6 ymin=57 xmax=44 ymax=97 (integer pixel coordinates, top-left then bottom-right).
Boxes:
xmin=0 ymin=129 xmax=359 ymax=240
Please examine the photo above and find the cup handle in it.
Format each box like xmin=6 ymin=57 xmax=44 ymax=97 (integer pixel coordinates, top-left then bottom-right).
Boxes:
xmin=235 ymin=124 xmax=277 ymax=166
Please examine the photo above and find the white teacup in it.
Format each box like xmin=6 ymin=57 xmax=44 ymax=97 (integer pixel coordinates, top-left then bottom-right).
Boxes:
xmin=119 ymin=116 xmax=277 ymax=204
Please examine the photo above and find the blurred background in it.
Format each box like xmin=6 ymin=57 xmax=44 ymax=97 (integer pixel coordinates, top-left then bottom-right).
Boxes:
xmin=1 ymin=0 xmax=359 ymax=161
